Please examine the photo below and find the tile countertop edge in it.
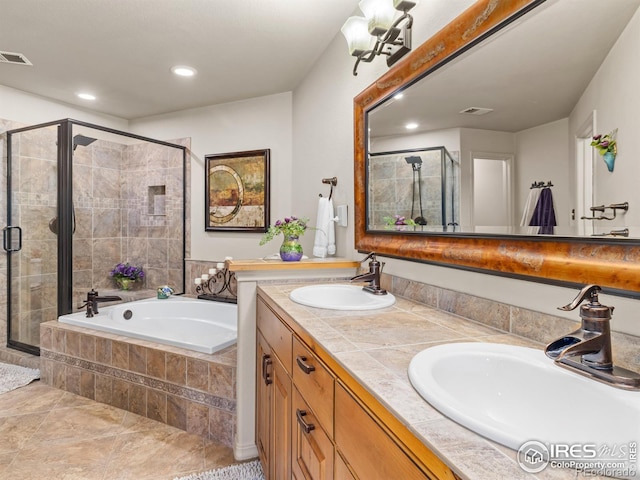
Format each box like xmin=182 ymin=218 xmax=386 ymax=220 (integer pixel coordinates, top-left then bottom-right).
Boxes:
xmin=256 ymin=283 xmax=588 ymax=480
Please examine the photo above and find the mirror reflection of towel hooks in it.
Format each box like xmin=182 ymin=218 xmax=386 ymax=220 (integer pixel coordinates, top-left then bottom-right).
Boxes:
xmin=320 ymin=177 xmax=338 ymax=200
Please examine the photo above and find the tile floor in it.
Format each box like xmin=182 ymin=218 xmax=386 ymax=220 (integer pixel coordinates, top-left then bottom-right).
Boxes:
xmin=0 ymin=381 xmax=237 ymax=479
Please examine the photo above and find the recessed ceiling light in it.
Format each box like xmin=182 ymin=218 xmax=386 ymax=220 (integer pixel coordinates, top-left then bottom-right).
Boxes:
xmin=77 ymin=92 xmax=96 ymax=101
xmin=405 ymin=122 xmax=418 ymax=129
xmin=394 ymin=93 xmax=404 ymax=100
xmin=171 ymin=65 xmax=197 ymax=77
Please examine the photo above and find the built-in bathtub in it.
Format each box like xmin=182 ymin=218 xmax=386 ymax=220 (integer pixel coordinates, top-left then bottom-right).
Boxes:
xmin=58 ymin=296 xmax=237 ymax=354
xmin=40 ymin=295 xmax=238 ymax=447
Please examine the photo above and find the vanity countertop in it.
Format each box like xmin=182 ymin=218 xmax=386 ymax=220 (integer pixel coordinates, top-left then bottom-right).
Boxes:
xmin=257 ymin=282 xmax=611 ymax=480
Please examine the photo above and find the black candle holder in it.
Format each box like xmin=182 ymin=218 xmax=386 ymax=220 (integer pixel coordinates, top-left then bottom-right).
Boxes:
xmin=195 ymin=266 xmax=237 ymax=304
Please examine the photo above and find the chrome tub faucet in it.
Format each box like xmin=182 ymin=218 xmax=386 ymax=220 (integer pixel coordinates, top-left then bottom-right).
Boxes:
xmin=350 ymin=252 xmax=387 ymax=295
xmin=545 ymin=284 xmax=640 ymax=390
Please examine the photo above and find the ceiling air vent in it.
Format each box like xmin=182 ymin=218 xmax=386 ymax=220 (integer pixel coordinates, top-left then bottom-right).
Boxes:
xmin=0 ymin=51 xmax=32 ymax=66
xmin=459 ymin=107 xmax=493 ymax=115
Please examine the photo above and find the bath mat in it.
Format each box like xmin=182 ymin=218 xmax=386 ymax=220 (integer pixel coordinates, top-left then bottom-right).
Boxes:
xmin=174 ymin=460 xmax=264 ymax=480
xmin=0 ymin=362 xmax=40 ymax=394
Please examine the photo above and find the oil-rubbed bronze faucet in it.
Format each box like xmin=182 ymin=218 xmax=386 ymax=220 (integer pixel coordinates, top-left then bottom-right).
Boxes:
xmin=545 ymin=284 xmax=640 ymax=390
xmin=81 ymin=289 xmax=122 ymax=317
xmin=350 ymin=252 xmax=387 ymax=295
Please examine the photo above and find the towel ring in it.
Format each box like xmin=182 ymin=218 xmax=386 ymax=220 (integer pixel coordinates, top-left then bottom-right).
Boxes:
xmin=321 ymin=177 xmax=338 ymax=200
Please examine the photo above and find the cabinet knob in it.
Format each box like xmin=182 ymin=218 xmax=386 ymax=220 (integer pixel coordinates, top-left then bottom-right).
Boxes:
xmin=296 ymin=355 xmax=316 ymax=374
xmin=296 ymin=409 xmax=315 ymax=434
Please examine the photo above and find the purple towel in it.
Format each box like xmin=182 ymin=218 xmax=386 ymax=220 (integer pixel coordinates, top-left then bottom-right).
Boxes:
xmin=529 ymin=188 xmax=556 ymax=234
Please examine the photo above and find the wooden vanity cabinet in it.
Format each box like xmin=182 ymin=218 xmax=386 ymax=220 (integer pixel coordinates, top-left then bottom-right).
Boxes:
xmin=257 ymin=300 xmax=293 ymax=480
xmin=256 ymin=294 xmax=458 ymax=480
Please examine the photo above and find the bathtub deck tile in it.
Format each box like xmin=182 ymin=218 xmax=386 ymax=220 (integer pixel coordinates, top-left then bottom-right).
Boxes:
xmin=166 ymin=353 xmax=186 ymax=385
xmin=129 ymin=344 xmax=147 ymax=374
xmin=52 ymin=328 xmax=65 ymax=352
xmin=208 ymin=363 xmax=234 ymax=400
xmin=186 ymin=358 xmax=209 ymax=391
xmin=147 ymin=390 xmax=167 ymax=423
xmin=80 ymin=370 xmax=95 ymax=400
xmin=79 ymin=334 xmax=96 ymax=361
xmin=167 ymin=395 xmax=187 ymax=431
xmin=129 ymin=384 xmax=147 ymax=417
xmin=112 ymin=378 xmax=130 ymax=411
xmin=95 ymin=336 xmax=112 ymax=365
xmin=95 ymin=374 xmax=113 ymax=404
xmin=147 ymin=348 xmax=166 ymax=380
xmin=186 ymin=401 xmax=209 ymax=437
xmin=65 ymin=330 xmax=81 ymax=357
xmin=112 ymin=340 xmax=129 ymax=370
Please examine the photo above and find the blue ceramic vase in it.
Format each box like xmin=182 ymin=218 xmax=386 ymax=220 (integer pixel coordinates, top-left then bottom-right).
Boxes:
xmin=603 ymin=151 xmax=616 ymax=172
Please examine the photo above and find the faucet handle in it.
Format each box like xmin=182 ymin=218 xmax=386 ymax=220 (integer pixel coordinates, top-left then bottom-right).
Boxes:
xmin=359 ymin=252 xmax=376 ymax=264
xmin=558 ymin=284 xmax=601 ymax=311
xmin=559 ymin=284 xmax=613 ymax=322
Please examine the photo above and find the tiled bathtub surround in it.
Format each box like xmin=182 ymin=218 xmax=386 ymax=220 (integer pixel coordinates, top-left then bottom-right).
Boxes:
xmin=39 ymin=321 xmax=236 ymax=447
xmin=383 ymin=274 xmax=640 ymax=372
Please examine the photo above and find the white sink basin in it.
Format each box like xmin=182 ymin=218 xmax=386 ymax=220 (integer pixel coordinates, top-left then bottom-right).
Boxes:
xmin=289 ymin=284 xmax=395 ymax=310
xmin=408 ymin=342 xmax=640 ymax=452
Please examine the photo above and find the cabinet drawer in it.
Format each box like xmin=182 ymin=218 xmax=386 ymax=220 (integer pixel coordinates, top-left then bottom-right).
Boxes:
xmin=257 ymin=298 xmax=292 ymax=374
xmin=292 ymin=337 xmax=334 ymax=437
xmin=292 ymin=387 xmax=334 ymax=480
xmin=336 ymin=383 xmax=436 ymax=480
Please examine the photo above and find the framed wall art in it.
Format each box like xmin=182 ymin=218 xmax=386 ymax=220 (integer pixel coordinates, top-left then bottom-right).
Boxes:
xmin=204 ymin=149 xmax=270 ymax=232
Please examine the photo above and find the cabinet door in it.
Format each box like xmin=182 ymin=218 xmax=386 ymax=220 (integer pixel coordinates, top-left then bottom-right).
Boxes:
xmin=272 ymin=355 xmax=292 ymax=480
xmin=335 ymin=452 xmax=356 ymax=480
xmin=256 ymin=332 xmax=272 ymax=478
xmin=292 ymin=387 xmax=334 ymax=480
xmin=336 ymin=384 xmax=440 ymax=480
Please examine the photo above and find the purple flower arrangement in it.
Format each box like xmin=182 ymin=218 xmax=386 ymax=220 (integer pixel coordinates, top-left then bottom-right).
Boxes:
xmin=260 ymin=216 xmax=310 ymax=245
xmin=110 ymin=262 xmax=145 ymax=281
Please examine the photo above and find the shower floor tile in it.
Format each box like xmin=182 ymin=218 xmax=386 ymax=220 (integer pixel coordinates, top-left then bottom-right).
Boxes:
xmin=0 ymin=382 xmax=236 ymax=479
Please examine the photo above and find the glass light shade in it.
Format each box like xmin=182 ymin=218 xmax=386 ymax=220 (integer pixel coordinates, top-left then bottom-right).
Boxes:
xmin=359 ymin=0 xmax=396 ymax=35
xmin=341 ymin=16 xmax=375 ymax=56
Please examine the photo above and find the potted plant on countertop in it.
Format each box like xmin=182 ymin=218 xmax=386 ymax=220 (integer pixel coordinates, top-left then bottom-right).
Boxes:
xmin=260 ymin=216 xmax=310 ymax=261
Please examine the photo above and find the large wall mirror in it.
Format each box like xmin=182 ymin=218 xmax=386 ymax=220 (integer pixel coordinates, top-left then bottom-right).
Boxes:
xmin=354 ymin=0 xmax=640 ymax=295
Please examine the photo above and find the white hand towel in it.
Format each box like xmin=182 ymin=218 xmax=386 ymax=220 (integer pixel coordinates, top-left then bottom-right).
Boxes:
xmin=313 ymin=197 xmax=336 ymax=257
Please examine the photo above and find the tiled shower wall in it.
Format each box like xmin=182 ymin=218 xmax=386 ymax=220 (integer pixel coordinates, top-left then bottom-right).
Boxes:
xmin=72 ymin=137 xmax=186 ymax=306
xmin=0 ymin=118 xmax=188 ymax=352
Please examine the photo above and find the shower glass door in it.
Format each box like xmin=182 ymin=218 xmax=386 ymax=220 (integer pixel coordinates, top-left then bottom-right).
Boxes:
xmin=6 ymin=123 xmax=60 ymax=354
xmin=6 ymin=119 xmax=186 ymax=355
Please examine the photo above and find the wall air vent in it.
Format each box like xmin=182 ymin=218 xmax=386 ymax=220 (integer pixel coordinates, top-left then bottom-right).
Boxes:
xmin=459 ymin=107 xmax=493 ymax=115
xmin=0 ymin=51 xmax=32 ymax=66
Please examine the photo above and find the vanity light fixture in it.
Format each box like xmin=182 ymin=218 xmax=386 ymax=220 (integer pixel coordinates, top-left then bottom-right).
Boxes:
xmin=171 ymin=65 xmax=197 ymax=77
xmin=341 ymin=0 xmax=417 ymax=76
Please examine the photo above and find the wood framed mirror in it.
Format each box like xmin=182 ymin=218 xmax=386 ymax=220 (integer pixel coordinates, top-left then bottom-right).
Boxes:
xmin=353 ymin=0 xmax=640 ymax=296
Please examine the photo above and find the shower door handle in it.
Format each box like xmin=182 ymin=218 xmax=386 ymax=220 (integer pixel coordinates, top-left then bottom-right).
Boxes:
xmin=2 ymin=226 xmax=22 ymax=252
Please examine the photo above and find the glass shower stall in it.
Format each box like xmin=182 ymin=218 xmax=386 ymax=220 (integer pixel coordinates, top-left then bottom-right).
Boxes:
xmin=5 ymin=119 xmax=186 ymax=355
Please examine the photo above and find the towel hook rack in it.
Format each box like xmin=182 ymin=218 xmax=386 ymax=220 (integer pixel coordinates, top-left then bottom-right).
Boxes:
xmin=321 ymin=177 xmax=338 ymax=200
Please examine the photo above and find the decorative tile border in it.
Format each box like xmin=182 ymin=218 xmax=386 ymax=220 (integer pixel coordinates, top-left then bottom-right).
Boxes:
xmin=41 ymin=349 xmax=235 ymax=412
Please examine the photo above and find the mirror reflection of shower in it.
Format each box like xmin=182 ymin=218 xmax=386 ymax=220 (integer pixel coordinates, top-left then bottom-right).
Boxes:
xmin=406 ymin=156 xmax=427 ymax=225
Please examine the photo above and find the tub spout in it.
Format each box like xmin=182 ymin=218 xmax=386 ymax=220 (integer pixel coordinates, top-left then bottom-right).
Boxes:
xmin=81 ymin=289 xmax=122 ymax=317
